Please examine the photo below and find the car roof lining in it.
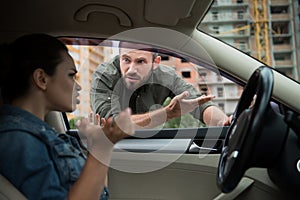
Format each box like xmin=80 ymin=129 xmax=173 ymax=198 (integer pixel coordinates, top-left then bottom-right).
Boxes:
xmin=0 ymin=0 xmax=213 ymax=43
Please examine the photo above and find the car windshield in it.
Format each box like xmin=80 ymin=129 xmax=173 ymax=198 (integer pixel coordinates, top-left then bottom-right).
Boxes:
xmin=198 ymin=0 xmax=299 ymax=83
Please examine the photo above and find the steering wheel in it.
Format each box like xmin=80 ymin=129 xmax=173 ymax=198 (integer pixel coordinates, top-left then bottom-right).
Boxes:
xmin=217 ymin=66 xmax=274 ymax=193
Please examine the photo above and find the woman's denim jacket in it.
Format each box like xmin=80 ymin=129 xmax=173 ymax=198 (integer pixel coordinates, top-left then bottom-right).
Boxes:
xmin=0 ymin=105 xmax=108 ymax=200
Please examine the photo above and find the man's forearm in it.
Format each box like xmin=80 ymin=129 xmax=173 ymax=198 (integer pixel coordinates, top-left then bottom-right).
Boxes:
xmin=131 ymin=107 xmax=170 ymax=129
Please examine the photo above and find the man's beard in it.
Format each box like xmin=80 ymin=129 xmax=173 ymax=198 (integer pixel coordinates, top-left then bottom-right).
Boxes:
xmin=124 ymin=81 xmax=138 ymax=90
xmin=123 ymin=72 xmax=152 ymax=91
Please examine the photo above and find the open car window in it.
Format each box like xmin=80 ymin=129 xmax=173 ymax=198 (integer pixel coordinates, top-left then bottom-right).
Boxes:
xmin=60 ymin=38 xmax=243 ymax=130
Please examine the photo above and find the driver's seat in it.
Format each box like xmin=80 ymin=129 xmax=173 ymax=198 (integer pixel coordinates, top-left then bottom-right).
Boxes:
xmin=0 ymin=174 xmax=26 ymax=200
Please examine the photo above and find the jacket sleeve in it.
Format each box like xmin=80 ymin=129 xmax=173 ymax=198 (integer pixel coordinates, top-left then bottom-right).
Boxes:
xmin=157 ymin=66 xmax=215 ymax=123
xmin=176 ymin=75 xmax=216 ymax=123
xmin=90 ymin=56 xmax=121 ymax=119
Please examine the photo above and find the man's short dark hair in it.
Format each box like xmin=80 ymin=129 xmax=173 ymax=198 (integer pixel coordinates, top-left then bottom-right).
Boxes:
xmin=118 ymin=41 xmax=158 ymax=61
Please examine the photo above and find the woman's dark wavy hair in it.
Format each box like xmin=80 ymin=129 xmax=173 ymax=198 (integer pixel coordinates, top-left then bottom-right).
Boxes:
xmin=0 ymin=33 xmax=68 ymax=103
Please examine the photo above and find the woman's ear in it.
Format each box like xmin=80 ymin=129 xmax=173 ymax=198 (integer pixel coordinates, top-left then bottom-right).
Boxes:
xmin=32 ymin=68 xmax=48 ymax=90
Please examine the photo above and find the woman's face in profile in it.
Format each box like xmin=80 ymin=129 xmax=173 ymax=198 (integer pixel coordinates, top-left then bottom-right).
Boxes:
xmin=45 ymin=51 xmax=81 ymax=112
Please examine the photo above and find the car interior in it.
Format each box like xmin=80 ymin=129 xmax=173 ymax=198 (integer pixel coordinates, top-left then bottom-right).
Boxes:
xmin=1 ymin=0 xmax=300 ymax=199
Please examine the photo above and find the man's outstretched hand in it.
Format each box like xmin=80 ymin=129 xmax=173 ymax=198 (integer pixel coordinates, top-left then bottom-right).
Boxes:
xmin=165 ymin=91 xmax=215 ymax=120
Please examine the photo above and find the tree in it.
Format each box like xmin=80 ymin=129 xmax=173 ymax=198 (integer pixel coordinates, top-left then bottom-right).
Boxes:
xmin=69 ymin=116 xmax=84 ymax=129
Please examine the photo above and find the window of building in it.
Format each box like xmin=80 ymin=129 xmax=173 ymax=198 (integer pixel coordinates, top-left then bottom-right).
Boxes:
xmin=181 ymin=71 xmax=191 ymax=78
xmin=199 ymin=86 xmax=208 ymax=95
xmin=236 ymin=40 xmax=247 ymax=50
xmin=217 ymin=87 xmax=224 ymax=97
xmin=237 ymin=10 xmax=244 ymax=20
xmin=212 ymin=26 xmax=219 ymax=34
xmin=160 ymin=55 xmax=170 ymax=61
xmin=212 ymin=11 xmax=218 ymax=20
xmin=238 ymin=29 xmax=245 ymax=35
xmin=273 ymin=36 xmax=290 ymax=45
xmin=272 ymin=22 xmax=289 ymax=35
xmin=274 ymin=52 xmax=291 ymax=60
xmin=271 ymin=6 xmax=288 ymax=14
xmin=234 ymin=24 xmax=247 ymax=35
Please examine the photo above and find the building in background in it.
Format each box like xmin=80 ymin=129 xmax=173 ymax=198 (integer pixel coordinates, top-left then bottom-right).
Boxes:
xmin=159 ymin=55 xmax=242 ymax=115
xmin=200 ymin=0 xmax=299 ymax=79
xmin=66 ymin=44 xmax=117 ymax=118
xmin=197 ymin=0 xmax=300 ymax=114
